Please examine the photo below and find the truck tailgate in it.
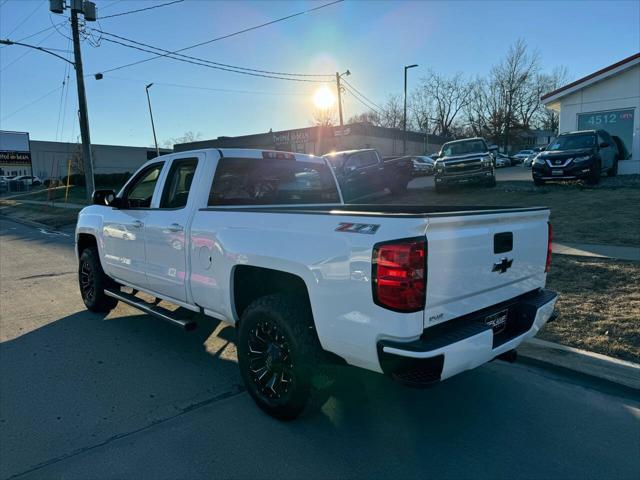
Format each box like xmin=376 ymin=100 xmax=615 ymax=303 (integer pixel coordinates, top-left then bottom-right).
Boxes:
xmin=424 ymin=208 xmax=550 ymax=328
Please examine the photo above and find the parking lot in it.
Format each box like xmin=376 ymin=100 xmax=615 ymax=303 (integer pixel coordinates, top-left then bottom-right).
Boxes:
xmin=407 ymin=164 xmax=533 ymax=189
xmin=1 ymin=217 xmax=639 ymax=479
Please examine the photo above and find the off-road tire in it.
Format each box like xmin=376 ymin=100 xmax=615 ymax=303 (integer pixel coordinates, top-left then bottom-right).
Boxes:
xmin=78 ymin=247 xmax=118 ymax=313
xmin=608 ymin=159 xmax=618 ymax=177
xmin=237 ymin=294 xmax=323 ymax=420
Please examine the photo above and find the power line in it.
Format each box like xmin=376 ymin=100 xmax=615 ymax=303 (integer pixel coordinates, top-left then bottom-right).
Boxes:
xmin=95 ymin=0 xmax=343 ymax=74
xmin=49 ymin=13 xmax=73 ymax=42
xmin=99 ymin=74 xmax=309 ymax=96
xmin=98 ymin=36 xmax=326 ymax=82
xmin=342 ymin=83 xmax=382 ymax=115
xmin=95 ymin=29 xmax=332 ymax=78
xmin=0 ymin=29 xmax=58 ymax=72
xmin=100 ymin=0 xmax=184 ymax=20
xmin=342 ymin=78 xmax=383 ymax=112
xmin=1 ymin=84 xmax=63 ymax=122
xmin=4 ymin=0 xmax=46 ymax=38
xmin=55 ymin=37 xmax=73 ymax=141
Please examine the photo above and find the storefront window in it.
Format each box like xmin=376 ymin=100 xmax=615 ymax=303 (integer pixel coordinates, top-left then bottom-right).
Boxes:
xmin=577 ymin=108 xmax=634 ymax=159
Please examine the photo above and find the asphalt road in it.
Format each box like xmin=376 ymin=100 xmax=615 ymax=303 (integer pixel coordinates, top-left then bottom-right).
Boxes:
xmin=1 ymin=217 xmax=638 ymax=480
xmin=408 ymin=165 xmax=532 ymax=189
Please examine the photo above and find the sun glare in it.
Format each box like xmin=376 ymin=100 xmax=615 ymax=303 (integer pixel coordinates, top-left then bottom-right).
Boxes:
xmin=313 ymin=86 xmax=335 ymax=110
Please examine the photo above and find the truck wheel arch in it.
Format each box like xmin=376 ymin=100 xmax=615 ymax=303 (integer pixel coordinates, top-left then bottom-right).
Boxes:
xmin=232 ymin=265 xmax=313 ymax=323
xmin=77 ymin=233 xmax=98 ymax=257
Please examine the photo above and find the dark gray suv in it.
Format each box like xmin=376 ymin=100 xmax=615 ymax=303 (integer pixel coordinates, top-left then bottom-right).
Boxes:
xmin=532 ymin=130 xmax=617 ymax=186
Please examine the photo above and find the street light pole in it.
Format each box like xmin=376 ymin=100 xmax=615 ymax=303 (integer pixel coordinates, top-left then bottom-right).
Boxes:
xmin=403 ymin=64 xmax=418 ymax=155
xmin=145 ymin=83 xmax=159 ymax=157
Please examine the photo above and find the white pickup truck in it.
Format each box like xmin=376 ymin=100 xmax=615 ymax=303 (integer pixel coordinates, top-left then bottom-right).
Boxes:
xmin=76 ymin=148 xmax=558 ymax=419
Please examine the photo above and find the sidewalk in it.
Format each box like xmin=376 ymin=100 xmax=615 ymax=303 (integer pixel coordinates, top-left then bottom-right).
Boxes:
xmin=553 ymin=242 xmax=640 ymax=262
xmin=519 ymin=338 xmax=640 ymax=392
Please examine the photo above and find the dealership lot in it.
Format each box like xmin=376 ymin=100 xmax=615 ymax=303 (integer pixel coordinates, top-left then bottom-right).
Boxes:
xmin=1 ymin=217 xmax=638 ymax=479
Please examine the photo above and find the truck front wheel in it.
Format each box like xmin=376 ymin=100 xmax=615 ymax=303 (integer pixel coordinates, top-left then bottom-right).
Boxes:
xmin=237 ymin=294 xmax=322 ymax=420
xmin=78 ymin=247 xmax=118 ymax=313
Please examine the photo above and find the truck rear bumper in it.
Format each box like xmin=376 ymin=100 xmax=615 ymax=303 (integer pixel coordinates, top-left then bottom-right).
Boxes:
xmin=377 ymin=289 xmax=558 ymax=387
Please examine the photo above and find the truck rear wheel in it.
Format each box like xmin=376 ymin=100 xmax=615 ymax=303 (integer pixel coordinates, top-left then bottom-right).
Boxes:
xmin=78 ymin=247 xmax=118 ymax=313
xmin=237 ymin=294 xmax=322 ymax=420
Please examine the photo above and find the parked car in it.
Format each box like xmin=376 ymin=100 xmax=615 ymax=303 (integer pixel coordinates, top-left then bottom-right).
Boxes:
xmin=433 ymin=137 xmax=496 ymax=192
xmin=532 ymin=129 xmax=617 ymax=186
xmin=76 ymin=148 xmax=558 ymax=419
xmin=12 ymin=175 xmax=42 ymax=186
xmin=409 ymin=155 xmax=435 ymax=176
xmin=495 ymin=153 xmax=511 ymax=168
xmin=512 ymin=150 xmax=535 ymax=164
xmin=324 ymin=149 xmax=413 ymax=201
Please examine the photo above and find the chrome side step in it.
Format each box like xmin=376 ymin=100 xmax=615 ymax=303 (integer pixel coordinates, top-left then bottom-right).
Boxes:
xmin=105 ymin=288 xmax=197 ymax=331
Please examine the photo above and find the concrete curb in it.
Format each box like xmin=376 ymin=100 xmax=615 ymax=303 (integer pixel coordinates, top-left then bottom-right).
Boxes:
xmin=519 ymin=338 xmax=640 ymax=392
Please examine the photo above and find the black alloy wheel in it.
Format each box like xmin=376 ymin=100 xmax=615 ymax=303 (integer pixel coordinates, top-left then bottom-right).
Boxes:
xmin=247 ymin=318 xmax=294 ymax=400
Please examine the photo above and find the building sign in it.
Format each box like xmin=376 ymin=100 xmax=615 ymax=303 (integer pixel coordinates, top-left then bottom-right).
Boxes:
xmin=273 ymin=129 xmax=310 ymax=145
xmin=0 ymin=130 xmax=31 ymax=165
xmin=577 ymin=108 xmax=634 ymax=159
xmin=334 ymin=127 xmax=352 ymax=137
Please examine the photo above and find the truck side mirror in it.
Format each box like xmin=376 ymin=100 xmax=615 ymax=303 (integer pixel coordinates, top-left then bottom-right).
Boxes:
xmin=599 ymin=142 xmax=609 ymax=148
xmin=92 ymin=189 xmax=118 ymax=207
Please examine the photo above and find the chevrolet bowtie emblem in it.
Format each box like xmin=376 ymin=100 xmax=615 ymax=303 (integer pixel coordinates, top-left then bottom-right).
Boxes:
xmin=492 ymin=258 xmax=513 ymax=274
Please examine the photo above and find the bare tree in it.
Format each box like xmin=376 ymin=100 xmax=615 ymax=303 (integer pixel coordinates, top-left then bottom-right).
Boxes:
xmin=412 ymin=71 xmax=472 ymax=138
xmin=535 ymin=66 xmax=569 ymax=133
xmin=492 ymin=39 xmax=541 ymax=150
xmin=348 ymin=110 xmax=382 ymax=126
xmin=161 ymin=131 xmax=202 ymax=149
xmin=378 ymin=94 xmax=404 ymax=129
xmin=311 ymin=107 xmax=336 ymax=127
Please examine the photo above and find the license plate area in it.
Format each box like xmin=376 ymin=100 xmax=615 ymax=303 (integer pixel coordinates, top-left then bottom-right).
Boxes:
xmin=484 ymin=309 xmax=508 ymax=334
xmin=552 ymin=170 xmax=564 ymax=176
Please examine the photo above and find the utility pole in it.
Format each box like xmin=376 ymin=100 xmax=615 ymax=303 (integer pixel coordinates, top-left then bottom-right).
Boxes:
xmin=403 ymin=64 xmax=418 ymax=155
xmin=51 ymin=0 xmax=96 ymax=200
xmin=335 ymin=70 xmax=350 ymax=127
xmin=336 ymin=73 xmax=343 ymax=127
xmin=145 ymin=83 xmax=160 ymax=157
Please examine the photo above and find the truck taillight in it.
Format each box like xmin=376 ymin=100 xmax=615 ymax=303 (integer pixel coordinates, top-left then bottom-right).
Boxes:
xmin=372 ymin=238 xmax=426 ymax=313
xmin=545 ymin=222 xmax=553 ymax=273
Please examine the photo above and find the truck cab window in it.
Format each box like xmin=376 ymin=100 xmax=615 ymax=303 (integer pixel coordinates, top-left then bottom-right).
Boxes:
xmin=124 ymin=162 xmax=163 ymax=208
xmin=208 ymin=157 xmax=340 ymax=206
xmin=160 ymin=158 xmax=198 ymax=209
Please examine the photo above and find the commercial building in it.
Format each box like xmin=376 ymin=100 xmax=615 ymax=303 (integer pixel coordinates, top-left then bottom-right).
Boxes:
xmin=0 ymin=131 xmax=170 ymax=179
xmin=174 ymin=122 xmax=445 ymax=157
xmin=541 ymin=52 xmax=640 ymax=174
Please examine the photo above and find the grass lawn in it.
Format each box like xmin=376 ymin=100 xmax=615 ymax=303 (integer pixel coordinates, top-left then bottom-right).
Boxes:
xmin=383 ymin=175 xmax=640 ymax=246
xmin=540 ymin=255 xmax=640 ymax=363
xmin=0 ymin=200 xmax=79 ymax=229
xmin=5 ymin=185 xmax=91 ymax=205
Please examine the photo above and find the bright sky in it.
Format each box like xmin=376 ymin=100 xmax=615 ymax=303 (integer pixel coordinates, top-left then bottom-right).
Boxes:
xmin=1 ymin=0 xmax=638 ymax=147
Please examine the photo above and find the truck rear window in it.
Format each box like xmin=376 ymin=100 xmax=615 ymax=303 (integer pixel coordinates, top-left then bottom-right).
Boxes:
xmin=208 ymin=157 xmax=341 ymax=206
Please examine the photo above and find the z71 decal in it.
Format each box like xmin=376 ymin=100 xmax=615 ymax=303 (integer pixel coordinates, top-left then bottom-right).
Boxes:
xmin=335 ymin=222 xmax=380 ymax=235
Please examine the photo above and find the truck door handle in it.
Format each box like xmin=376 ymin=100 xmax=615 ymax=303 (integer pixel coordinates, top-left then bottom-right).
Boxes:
xmin=132 ymin=220 xmax=144 ymax=228
xmin=167 ymin=223 xmax=183 ymax=232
